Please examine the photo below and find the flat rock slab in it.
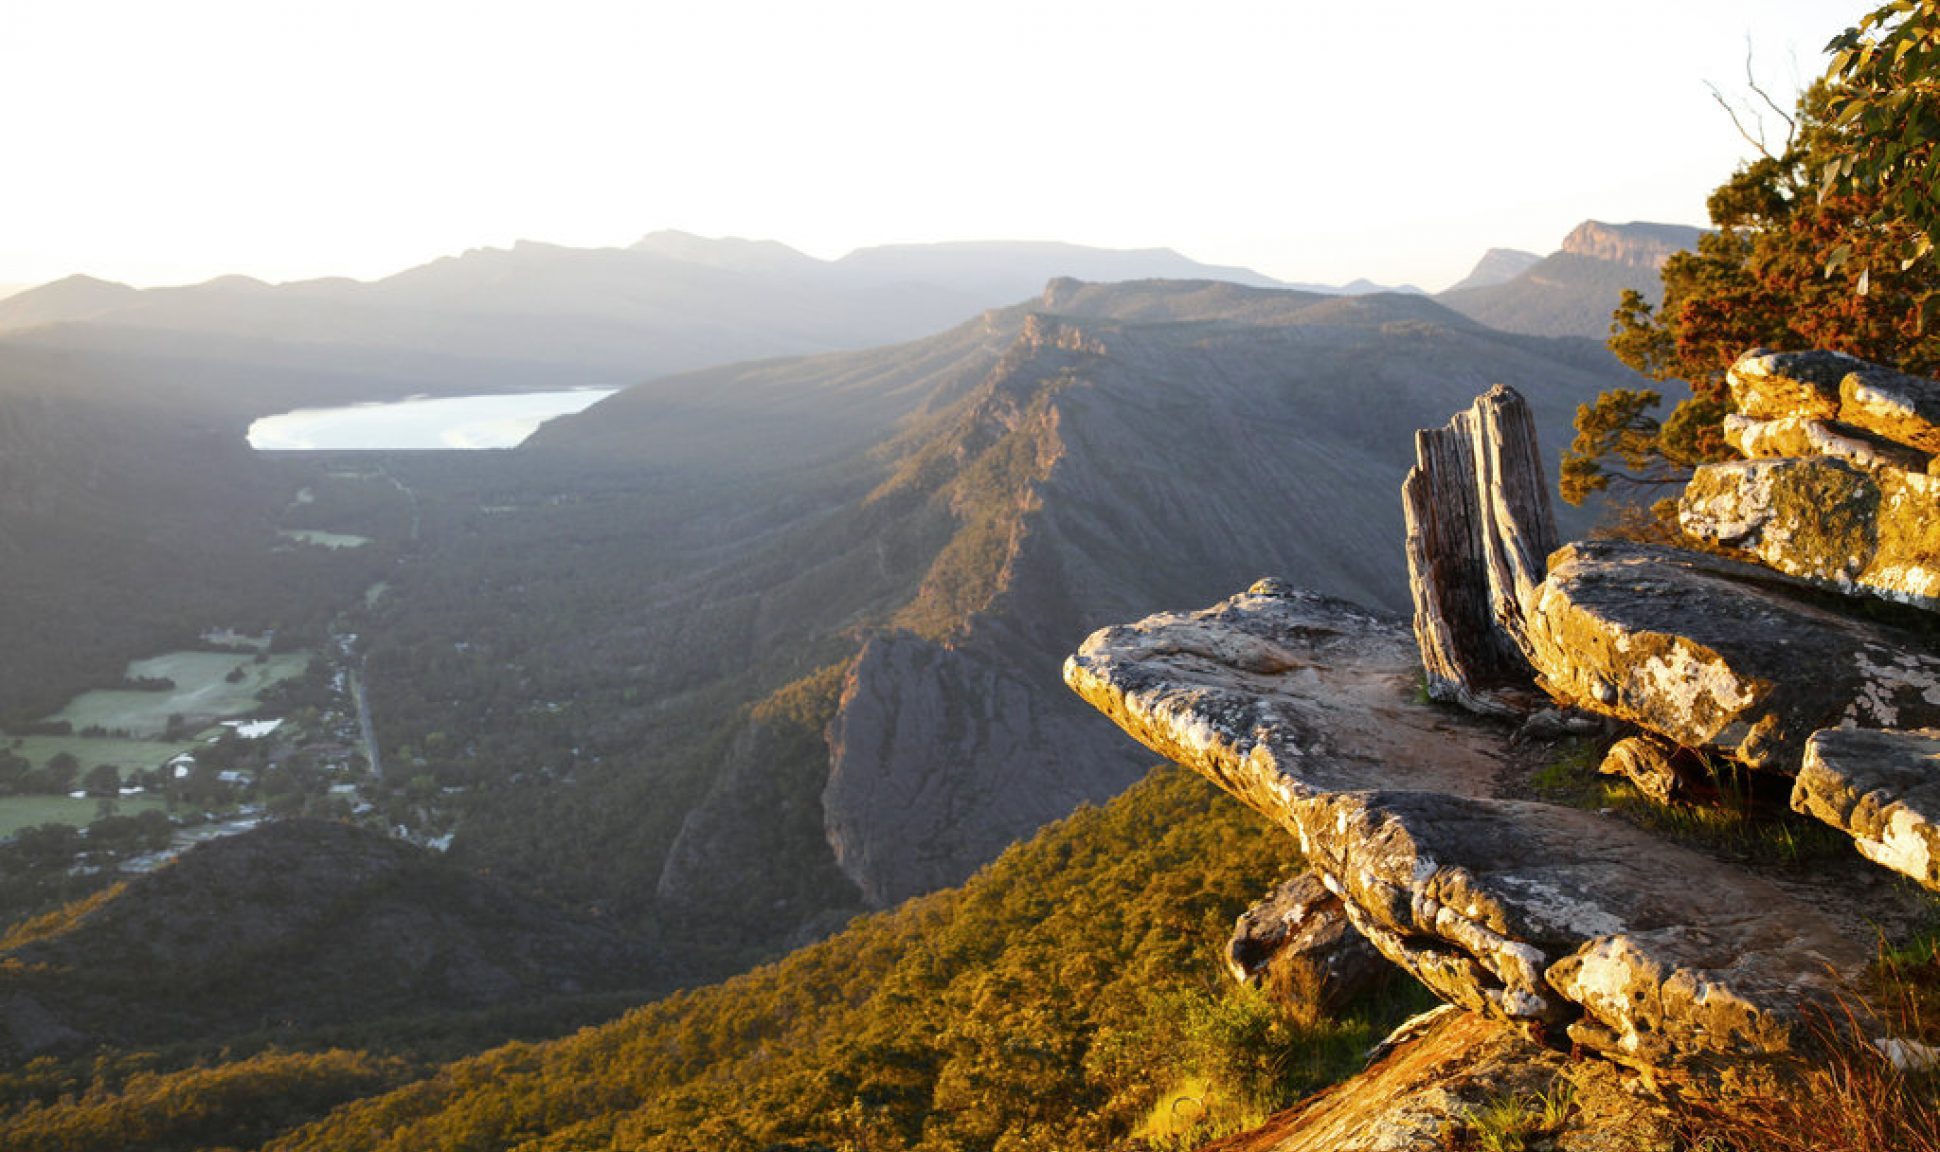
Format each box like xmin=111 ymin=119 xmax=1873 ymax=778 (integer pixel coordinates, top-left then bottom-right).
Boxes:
xmin=1726 ymin=348 xmax=1940 ymax=457
xmin=1795 ymin=727 xmax=1940 ymax=891
xmin=1067 ymin=580 xmax=1867 ymax=1077
xmin=1523 ymin=541 xmax=1940 ymax=772
xmin=1680 ymin=457 xmax=1940 ymax=613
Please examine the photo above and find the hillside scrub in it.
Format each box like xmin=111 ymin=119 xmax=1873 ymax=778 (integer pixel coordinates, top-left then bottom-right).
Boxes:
xmin=243 ymin=767 xmax=1427 ymax=1152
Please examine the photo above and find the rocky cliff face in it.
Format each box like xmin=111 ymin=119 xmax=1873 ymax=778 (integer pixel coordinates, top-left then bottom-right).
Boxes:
xmin=1438 ymin=220 xmax=1704 ymax=339
xmin=1066 ymin=346 xmax=1940 ymax=1141
xmin=1557 ymin=220 xmax=1704 ymax=269
xmin=815 ymin=280 xmax=1630 ymax=907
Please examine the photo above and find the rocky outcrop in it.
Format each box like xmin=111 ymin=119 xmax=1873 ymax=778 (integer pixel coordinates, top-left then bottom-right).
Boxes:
xmin=1841 ymin=362 xmax=1940 ymax=454
xmin=1679 ymin=456 xmax=1940 ymax=611
xmin=1066 ymin=581 xmax=1866 ymax=1080
xmin=1520 ymin=540 xmax=1940 ymax=770
xmin=1598 ymin=734 xmax=1689 ymax=806
xmin=1557 ymin=221 xmax=1703 ymax=270
xmin=1070 ymin=350 xmax=1940 ymax=1135
xmin=824 ymin=633 xmax=1145 ymax=907
xmin=1403 ymin=385 xmax=1558 ymax=716
xmin=1728 ymin=347 xmax=1940 ymax=455
xmin=1721 ymin=412 xmax=1929 ymax=473
xmin=1725 ymin=349 xmax=1864 ymax=421
xmin=1227 ymin=872 xmax=1387 ymax=1012
xmin=1794 ymin=727 xmax=1940 ymax=891
xmin=1198 ymin=1008 xmax=1675 ymax=1152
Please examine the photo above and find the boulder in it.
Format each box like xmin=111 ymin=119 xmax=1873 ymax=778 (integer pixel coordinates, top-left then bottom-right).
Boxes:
xmin=1727 ymin=349 xmax=1867 ymax=422
xmin=1402 ymin=385 xmax=1558 ymax=717
xmin=1679 ymin=456 xmax=1940 ymax=612
xmin=1841 ymin=364 xmax=1940 ymax=455
xmin=1598 ymin=734 xmax=1688 ymax=806
xmin=1725 ymin=348 xmax=1940 ymax=457
xmin=1066 ymin=581 xmax=1867 ymax=1078
xmin=1793 ymin=726 xmax=1940 ymax=891
xmin=1227 ymin=872 xmax=1388 ymax=1013
xmin=1521 ymin=541 xmax=1940 ymax=772
xmin=1721 ymin=412 xmax=1929 ymax=474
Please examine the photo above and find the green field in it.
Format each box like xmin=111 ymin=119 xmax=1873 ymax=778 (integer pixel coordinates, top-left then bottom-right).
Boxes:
xmin=47 ymin=650 xmax=310 ymax=738
xmin=4 ymin=734 xmax=196 ymax=773
xmin=0 ymin=793 xmax=169 ymax=838
xmin=278 ymin=529 xmax=373 ymax=549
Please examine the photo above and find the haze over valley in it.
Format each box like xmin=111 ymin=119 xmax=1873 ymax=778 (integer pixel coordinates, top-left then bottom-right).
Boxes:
xmin=5 ymin=2 xmax=1928 ymax=1148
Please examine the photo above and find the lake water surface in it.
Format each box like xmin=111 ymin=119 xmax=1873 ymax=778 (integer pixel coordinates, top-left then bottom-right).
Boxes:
xmin=248 ymin=389 xmax=618 ymax=451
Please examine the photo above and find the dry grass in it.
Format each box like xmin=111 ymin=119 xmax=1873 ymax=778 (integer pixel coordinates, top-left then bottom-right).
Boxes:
xmin=1680 ymin=934 xmax=1940 ymax=1152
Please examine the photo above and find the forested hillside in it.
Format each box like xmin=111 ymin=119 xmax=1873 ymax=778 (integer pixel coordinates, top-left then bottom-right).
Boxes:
xmin=0 ymin=767 xmax=1431 ymax=1152
xmin=345 ymin=279 xmax=1635 ymax=976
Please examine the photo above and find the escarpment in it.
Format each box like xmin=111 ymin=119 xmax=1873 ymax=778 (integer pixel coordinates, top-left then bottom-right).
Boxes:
xmin=1068 ymin=353 xmax=1940 ymax=1143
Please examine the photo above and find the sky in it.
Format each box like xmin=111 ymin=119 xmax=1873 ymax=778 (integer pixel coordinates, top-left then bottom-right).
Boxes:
xmin=0 ymin=0 xmax=1865 ymax=293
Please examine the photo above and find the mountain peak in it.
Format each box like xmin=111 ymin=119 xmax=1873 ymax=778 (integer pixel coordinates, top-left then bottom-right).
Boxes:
xmin=1558 ymin=220 xmax=1704 ymax=270
xmin=1446 ymin=248 xmax=1543 ymax=292
xmin=0 ymin=273 xmax=143 ymax=332
xmin=630 ymin=230 xmax=819 ymax=271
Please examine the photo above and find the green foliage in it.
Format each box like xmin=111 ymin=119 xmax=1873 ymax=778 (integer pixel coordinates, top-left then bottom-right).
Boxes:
xmin=1824 ymin=2 xmax=1940 ymax=280
xmin=1529 ymin=738 xmax=1850 ymax=869
xmin=1445 ymin=1079 xmax=1577 ymax=1152
xmin=262 ymin=767 xmax=1418 ymax=1152
xmin=1565 ymin=24 xmax=1940 ymax=520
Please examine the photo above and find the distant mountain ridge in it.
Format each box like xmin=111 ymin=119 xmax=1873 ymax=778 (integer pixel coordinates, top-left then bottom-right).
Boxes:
xmin=0 ymin=235 xmax=1427 ymax=407
xmin=1558 ymin=219 xmax=1703 ymax=268
xmin=496 ymin=278 xmax=1637 ymax=918
xmin=1446 ymin=248 xmax=1542 ymax=292
xmin=1438 ymin=219 xmax=1706 ymax=338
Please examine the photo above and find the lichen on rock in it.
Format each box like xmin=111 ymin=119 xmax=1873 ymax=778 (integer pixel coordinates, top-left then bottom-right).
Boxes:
xmin=1727 ymin=348 xmax=1867 ymax=422
xmin=1521 ymin=541 xmax=1940 ymax=771
xmin=1794 ymin=726 xmax=1940 ymax=891
xmin=1679 ymin=456 xmax=1940 ymax=612
xmin=1065 ymin=582 xmax=1867 ymax=1080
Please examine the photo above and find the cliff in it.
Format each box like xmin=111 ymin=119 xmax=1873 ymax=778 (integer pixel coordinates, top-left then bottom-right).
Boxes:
xmin=1557 ymin=220 xmax=1704 ymax=269
xmin=1066 ymin=353 xmax=1940 ymax=1146
xmin=1438 ymin=220 xmax=1705 ymax=339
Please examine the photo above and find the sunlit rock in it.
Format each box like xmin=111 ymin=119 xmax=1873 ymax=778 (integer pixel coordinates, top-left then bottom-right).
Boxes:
xmin=1522 ymin=541 xmax=1940 ymax=771
xmin=1794 ymin=726 xmax=1940 ymax=891
xmin=1680 ymin=456 xmax=1940 ymax=612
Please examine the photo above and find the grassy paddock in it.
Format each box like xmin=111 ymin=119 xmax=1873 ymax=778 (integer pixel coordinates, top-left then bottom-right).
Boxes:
xmin=0 ymin=793 xmax=168 ymax=838
xmin=48 ymin=651 xmax=310 ymax=737
xmin=3 ymin=735 xmax=194 ymax=773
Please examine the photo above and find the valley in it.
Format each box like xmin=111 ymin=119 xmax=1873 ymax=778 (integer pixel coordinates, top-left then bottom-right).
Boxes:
xmin=0 ymin=225 xmax=1680 ymax=1144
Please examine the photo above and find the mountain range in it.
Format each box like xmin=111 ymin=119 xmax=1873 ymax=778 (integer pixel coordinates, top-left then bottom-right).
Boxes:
xmin=0 ymin=224 xmax=1677 ymax=1095
xmin=0 ymin=236 xmax=1420 ymax=401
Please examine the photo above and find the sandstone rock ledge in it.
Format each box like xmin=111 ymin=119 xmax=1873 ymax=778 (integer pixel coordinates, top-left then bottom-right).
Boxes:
xmin=1521 ymin=540 xmax=1940 ymax=771
xmin=1065 ymin=581 xmax=1866 ymax=1082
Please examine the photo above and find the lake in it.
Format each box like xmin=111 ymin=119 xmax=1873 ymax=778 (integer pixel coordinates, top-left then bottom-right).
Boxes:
xmin=247 ymin=389 xmax=619 ymax=451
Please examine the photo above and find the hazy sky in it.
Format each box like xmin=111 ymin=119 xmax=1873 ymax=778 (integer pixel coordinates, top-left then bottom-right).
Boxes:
xmin=0 ymin=1 xmax=1860 ymax=292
